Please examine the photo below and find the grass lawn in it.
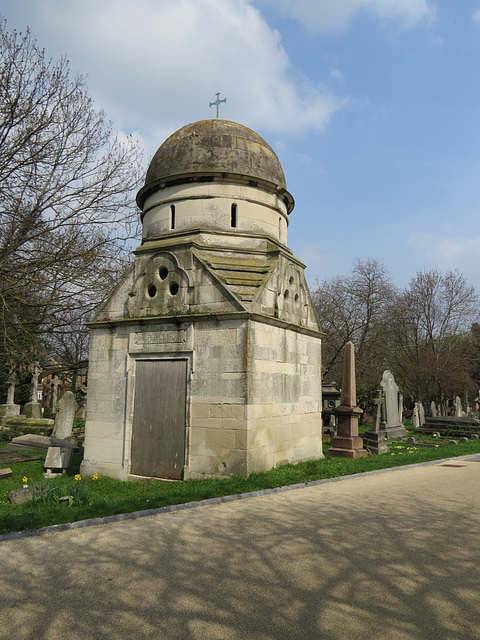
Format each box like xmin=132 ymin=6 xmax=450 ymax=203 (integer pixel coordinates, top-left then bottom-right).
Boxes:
xmin=1 ymin=423 xmax=480 ymax=535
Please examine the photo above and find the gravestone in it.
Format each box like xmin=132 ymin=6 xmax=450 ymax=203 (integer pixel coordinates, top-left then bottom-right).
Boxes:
xmin=455 ymin=396 xmax=463 ymax=418
xmin=418 ymin=402 xmax=425 ymax=427
xmin=23 ymin=362 xmax=43 ymax=418
xmin=55 ymin=391 xmax=78 ymax=440
xmin=412 ymin=404 xmax=420 ymax=430
xmin=75 ymin=389 xmax=86 ymax=419
xmin=10 ymin=433 xmax=78 ymax=452
xmin=362 ymin=386 xmax=390 ymax=454
xmin=44 ymin=446 xmax=73 ymax=476
xmin=379 ymin=370 xmax=407 ymax=438
xmin=329 ymin=342 xmax=367 ymax=458
xmin=8 ymin=487 xmax=32 ymax=504
xmin=0 ymin=374 xmax=20 ymax=419
xmin=363 ymin=370 xmax=406 ymax=453
xmin=430 ymin=401 xmax=437 ymax=417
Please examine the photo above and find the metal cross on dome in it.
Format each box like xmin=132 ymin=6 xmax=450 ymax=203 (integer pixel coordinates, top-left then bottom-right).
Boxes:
xmin=209 ymin=92 xmax=226 ymax=118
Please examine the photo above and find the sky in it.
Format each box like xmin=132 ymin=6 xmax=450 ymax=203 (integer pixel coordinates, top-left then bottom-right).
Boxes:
xmin=1 ymin=0 xmax=480 ymax=291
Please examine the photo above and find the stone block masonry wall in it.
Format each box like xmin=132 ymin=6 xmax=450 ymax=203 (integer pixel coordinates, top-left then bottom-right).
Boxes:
xmin=81 ymin=326 xmax=130 ymax=479
xmin=247 ymin=321 xmax=323 ymax=473
xmin=187 ymin=318 xmax=323 ymax=478
xmin=188 ymin=318 xmax=248 ymax=477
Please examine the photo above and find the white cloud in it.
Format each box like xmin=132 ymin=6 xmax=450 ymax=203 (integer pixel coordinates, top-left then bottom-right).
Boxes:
xmin=472 ymin=9 xmax=480 ymax=23
xmin=329 ymin=67 xmax=344 ymax=85
xmin=258 ymin=0 xmax=437 ymax=34
xmin=0 ymin=0 xmax=346 ymax=159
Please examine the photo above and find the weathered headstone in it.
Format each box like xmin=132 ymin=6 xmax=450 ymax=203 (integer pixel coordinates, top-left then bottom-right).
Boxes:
xmin=0 ymin=374 xmax=21 ymax=419
xmin=23 ymin=362 xmax=43 ymax=418
xmin=329 ymin=342 xmax=367 ymax=458
xmin=0 ymin=468 xmax=12 ymax=479
xmin=44 ymin=446 xmax=73 ymax=475
xmin=430 ymin=401 xmax=437 ymax=417
xmin=379 ymin=370 xmax=407 ymax=438
xmin=75 ymin=389 xmax=86 ymax=419
xmin=55 ymin=391 xmax=78 ymax=440
xmin=455 ymin=396 xmax=463 ymax=418
xmin=11 ymin=433 xmax=78 ymax=452
xmin=412 ymin=404 xmax=420 ymax=430
xmin=8 ymin=487 xmax=32 ymax=504
xmin=418 ymin=402 xmax=425 ymax=427
xmin=363 ymin=370 xmax=406 ymax=453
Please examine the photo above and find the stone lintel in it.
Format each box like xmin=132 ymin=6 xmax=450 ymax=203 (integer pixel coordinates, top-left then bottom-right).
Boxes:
xmin=88 ymin=310 xmax=324 ymax=338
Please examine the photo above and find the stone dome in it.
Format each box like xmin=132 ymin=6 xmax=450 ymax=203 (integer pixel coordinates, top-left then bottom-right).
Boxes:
xmin=137 ymin=120 xmax=293 ymax=212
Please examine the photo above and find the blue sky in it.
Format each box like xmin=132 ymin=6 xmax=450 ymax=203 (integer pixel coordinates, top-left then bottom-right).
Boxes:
xmin=1 ymin=0 xmax=480 ymax=290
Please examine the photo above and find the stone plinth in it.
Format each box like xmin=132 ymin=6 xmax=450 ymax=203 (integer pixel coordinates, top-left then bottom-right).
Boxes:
xmin=329 ymin=405 xmax=368 ymax=458
xmin=23 ymin=402 xmax=42 ymax=418
xmin=0 ymin=404 xmax=20 ymax=419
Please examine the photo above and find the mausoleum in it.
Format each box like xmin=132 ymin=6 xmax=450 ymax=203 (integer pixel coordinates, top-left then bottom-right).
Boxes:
xmin=81 ymin=119 xmax=324 ymax=480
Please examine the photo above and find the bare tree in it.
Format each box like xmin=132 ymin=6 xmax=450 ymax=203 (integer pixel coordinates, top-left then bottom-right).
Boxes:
xmin=312 ymin=258 xmax=397 ymax=409
xmin=0 ymin=19 xmax=143 ymax=368
xmin=389 ymin=268 xmax=480 ymax=402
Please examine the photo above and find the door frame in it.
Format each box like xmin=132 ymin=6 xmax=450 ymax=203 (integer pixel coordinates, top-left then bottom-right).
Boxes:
xmin=124 ymin=354 xmax=192 ymax=479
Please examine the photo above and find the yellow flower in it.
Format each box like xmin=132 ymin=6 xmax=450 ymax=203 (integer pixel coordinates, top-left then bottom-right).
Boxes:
xmin=75 ymin=474 xmax=81 ymax=481
xmin=22 ymin=476 xmax=28 ymax=484
xmin=92 ymin=474 xmax=98 ymax=481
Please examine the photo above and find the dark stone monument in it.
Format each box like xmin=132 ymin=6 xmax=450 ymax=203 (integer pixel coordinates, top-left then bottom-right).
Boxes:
xmin=329 ymin=342 xmax=367 ymax=458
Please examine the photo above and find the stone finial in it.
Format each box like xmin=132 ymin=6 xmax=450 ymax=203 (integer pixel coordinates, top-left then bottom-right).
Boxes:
xmin=340 ymin=341 xmax=356 ymax=408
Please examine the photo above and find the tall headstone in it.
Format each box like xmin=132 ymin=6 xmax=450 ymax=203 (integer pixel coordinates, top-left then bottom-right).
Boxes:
xmin=430 ymin=400 xmax=437 ymax=417
xmin=455 ymin=396 xmax=463 ymax=418
xmin=329 ymin=342 xmax=367 ymax=458
xmin=412 ymin=404 xmax=420 ymax=430
xmin=55 ymin=391 xmax=78 ymax=440
xmin=0 ymin=374 xmax=20 ymax=419
xmin=418 ymin=402 xmax=425 ymax=427
xmin=380 ymin=370 xmax=406 ymax=436
xmin=363 ymin=370 xmax=406 ymax=453
xmin=22 ymin=363 xmax=42 ymax=419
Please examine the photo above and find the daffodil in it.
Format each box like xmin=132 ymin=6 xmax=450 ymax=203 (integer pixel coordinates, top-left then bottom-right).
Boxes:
xmin=22 ymin=476 xmax=28 ymax=484
xmin=75 ymin=474 xmax=81 ymax=481
xmin=92 ymin=474 xmax=98 ymax=481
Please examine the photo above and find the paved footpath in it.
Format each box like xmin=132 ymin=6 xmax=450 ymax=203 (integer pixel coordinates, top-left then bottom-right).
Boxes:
xmin=1 ymin=456 xmax=480 ymax=640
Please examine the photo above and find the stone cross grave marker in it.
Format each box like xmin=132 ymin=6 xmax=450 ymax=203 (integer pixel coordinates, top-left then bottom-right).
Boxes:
xmin=23 ymin=362 xmax=42 ymax=418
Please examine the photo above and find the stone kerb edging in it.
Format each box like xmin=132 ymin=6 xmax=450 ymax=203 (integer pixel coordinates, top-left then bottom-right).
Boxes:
xmin=2 ymin=453 xmax=480 ymax=542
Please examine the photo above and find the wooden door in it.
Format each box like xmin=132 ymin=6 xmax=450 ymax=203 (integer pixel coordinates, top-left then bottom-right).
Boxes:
xmin=131 ymin=359 xmax=186 ymax=479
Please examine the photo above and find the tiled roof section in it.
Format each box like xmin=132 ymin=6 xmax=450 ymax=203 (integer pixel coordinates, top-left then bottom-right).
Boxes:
xmin=197 ymin=252 xmax=277 ymax=305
